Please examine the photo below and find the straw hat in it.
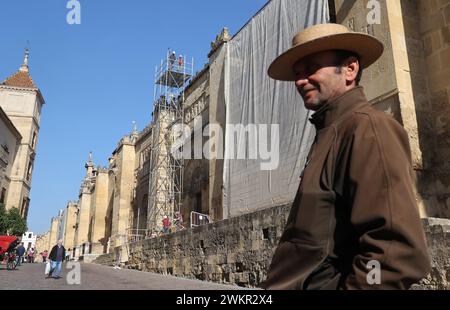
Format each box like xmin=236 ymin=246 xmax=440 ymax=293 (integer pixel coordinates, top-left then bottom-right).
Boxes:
xmin=268 ymin=23 xmax=384 ymax=81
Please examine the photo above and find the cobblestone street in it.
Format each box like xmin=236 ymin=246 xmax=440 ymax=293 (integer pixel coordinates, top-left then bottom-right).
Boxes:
xmin=0 ymin=262 xmax=245 ymax=290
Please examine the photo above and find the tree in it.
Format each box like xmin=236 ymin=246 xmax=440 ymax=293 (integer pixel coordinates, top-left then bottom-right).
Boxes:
xmin=0 ymin=204 xmax=28 ymax=236
xmin=5 ymin=208 xmax=27 ymax=236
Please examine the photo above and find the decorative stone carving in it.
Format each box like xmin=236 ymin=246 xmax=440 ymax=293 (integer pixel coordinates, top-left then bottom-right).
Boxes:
xmin=209 ymin=28 xmax=231 ymax=57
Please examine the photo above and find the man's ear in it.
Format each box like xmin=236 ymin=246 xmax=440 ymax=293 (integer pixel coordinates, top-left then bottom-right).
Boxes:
xmin=343 ymin=56 xmax=359 ymax=86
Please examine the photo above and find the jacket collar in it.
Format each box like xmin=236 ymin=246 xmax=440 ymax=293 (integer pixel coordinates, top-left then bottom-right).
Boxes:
xmin=309 ymin=86 xmax=369 ymax=130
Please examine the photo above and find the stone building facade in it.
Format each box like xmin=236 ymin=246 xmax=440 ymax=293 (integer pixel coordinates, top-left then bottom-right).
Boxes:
xmin=132 ymin=125 xmax=152 ymax=235
xmin=107 ymin=133 xmax=137 ymax=248
xmin=0 ymin=107 xmax=21 ymax=206
xmin=0 ymin=49 xmax=44 ymax=220
xmin=47 ymin=214 xmax=60 ymax=250
xmin=87 ymin=168 xmax=109 ymax=254
xmin=180 ymin=64 xmax=211 ymax=226
xmin=62 ymin=201 xmax=77 ymax=254
xmin=54 ymin=132 xmax=140 ymax=260
xmin=34 ymin=231 xmax=49 ymax=260
xmin=73 ymin=156 xmax=95 ymax=258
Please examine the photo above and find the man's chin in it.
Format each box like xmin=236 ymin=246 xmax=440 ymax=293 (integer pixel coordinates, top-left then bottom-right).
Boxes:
xmin=304 ymin=100 xmax=321 ymax=111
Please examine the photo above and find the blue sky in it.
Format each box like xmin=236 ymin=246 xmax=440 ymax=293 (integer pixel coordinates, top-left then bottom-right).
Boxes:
xmin=0 ymin=0 xmax=268 ymax=234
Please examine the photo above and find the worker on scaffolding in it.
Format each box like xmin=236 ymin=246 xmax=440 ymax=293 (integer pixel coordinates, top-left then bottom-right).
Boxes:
xmin=173 ymin=211 xmax=185 ymax=231
xmin=156 ymin=94 xmax=168 ymax=109
xmin=161 ymin=215 xmax=171 ymax=234
xmin=169 ymin=51 xmax=176 ymax=69
xmin=178 ymin=54 xmax=183 ymax=70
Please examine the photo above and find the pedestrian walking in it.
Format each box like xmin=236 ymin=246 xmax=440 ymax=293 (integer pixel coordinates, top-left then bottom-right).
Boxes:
xmin=47 ymin=239 xmax=66 ymax=279
xmin=41 ymin=250 xmax=48 ymax=263
xmin=15 ymin=242 xmax=25 ymax=266
xmin=28 ymin=248 xmax=35 ymax=263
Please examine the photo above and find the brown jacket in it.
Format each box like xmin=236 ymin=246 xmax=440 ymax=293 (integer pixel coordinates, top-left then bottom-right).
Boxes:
xmin=261 ymin=86 xmax=431 ymax=290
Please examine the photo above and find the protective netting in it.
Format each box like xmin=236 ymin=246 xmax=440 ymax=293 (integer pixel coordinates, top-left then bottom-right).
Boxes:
xmin=223 ymin=0 xmax=329 ymax=218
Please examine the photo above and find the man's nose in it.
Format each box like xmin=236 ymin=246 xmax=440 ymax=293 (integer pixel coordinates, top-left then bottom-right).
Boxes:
xmin=295 ymin=77 xmax=308 ymax=89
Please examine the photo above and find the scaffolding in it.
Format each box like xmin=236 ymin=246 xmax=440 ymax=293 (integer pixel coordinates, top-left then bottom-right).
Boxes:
xmin=147 ymin=50 xmax=194 ymax=235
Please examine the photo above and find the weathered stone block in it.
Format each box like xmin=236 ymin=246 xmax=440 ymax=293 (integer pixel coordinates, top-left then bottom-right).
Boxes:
xmin=432 ymin=30 xmax=443 ymax=52
xmin=440 ymin=47 xmax=450 ymax=68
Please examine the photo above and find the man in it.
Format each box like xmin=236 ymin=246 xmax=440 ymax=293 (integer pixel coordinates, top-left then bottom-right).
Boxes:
xmin=162 ymin=215 xmax=171 ymax=234
xmin=173 ymin=211 xmax=185 ymax=231
xmin=261 ymin=23 xmax=431 ymax=290
xmin=48 ymin=239 xmax=66 ymax=279
xmin=15 ymin=242 xmax=26 ymax=266
xmin=169 ymin=51 xmax=176 ymax=69
xmin=28 ymin=247 xmax=35 ymax=263
xmin=41 ymin=249 xmax=48 ymax=263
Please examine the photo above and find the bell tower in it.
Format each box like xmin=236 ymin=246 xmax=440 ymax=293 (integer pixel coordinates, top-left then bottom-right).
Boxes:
xmin=0 ymin=49 xmax=45 ymax=220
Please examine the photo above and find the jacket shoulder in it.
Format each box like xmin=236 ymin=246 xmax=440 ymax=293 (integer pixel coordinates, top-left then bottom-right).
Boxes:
xmin=338 ymin=105 xmax=407 ymax=138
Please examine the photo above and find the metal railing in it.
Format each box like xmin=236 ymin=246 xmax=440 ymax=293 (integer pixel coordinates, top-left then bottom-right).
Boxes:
xmin=190 ymin=211 xmax=211 ymax=228
xmin=125 ymin=229 xmax=148 ymax=243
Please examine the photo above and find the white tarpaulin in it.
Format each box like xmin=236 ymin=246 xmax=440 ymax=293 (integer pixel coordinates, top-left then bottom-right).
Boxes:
xmin=223 ymin=0 xmax=329 ymax=218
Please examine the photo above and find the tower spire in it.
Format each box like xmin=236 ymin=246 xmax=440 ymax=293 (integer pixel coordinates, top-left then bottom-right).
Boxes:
xmin=87 ymin=151 xmax=93 ymax=165
xmin=19 ymin=48 xmax=29 ymax=73
xmin=85 ymin=151 xmax=94 ymax=177
xmin=2 ymin=48 xmax=37 ymax=89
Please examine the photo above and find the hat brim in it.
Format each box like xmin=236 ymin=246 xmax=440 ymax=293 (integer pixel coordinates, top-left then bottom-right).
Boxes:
xmin=268 ymin=32 xmax=384 ymax=81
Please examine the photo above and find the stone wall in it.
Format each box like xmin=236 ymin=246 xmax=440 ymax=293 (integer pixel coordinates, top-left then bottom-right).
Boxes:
xmin=88 ymin=169 xmax=109 ymax=254
xmin=332 ymin=0 xmax=450 ymax=218
xmin=414 ymin=218 xmax=450 ymax=289
xmin=416 ymin=0 xmax=450 ymax=218
xmin=48 ymin=217 xmax=60 ymax=251
xmin=94 ymin=203 xmax=290 ymax=287
xmin=63 ymin=202 xmax=77 ymax=252
xmin=93 ymin=204 xmax=450 ymax=289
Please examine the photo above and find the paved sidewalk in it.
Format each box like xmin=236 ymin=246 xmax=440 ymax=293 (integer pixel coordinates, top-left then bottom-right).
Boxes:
xmin=0 ymin=262 xmax=245 ymax=290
